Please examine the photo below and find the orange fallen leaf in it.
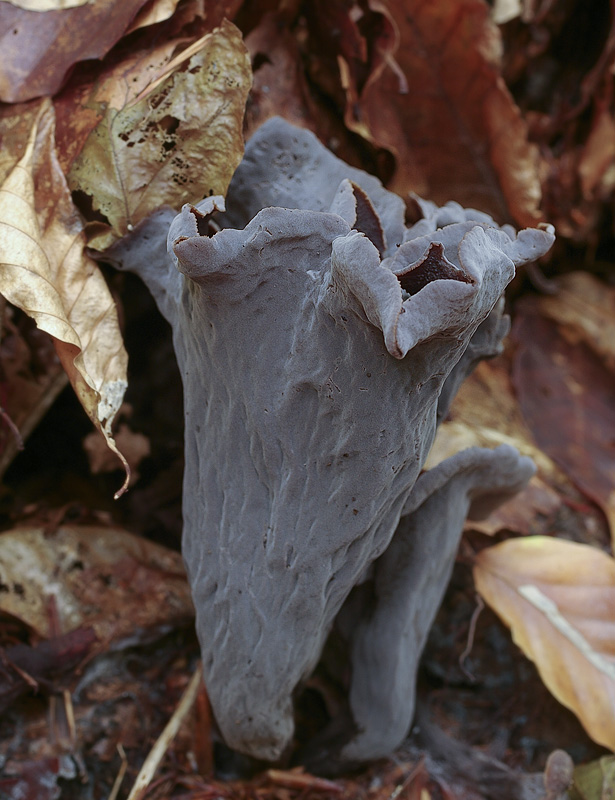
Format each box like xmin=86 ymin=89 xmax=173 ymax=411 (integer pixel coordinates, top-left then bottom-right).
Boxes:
xmin=474 ymin=536 xmax=615 ymax=750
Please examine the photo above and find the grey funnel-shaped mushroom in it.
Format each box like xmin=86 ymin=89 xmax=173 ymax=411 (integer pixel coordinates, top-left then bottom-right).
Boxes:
xmin=107 ymin=118 xmax=555 ymax=767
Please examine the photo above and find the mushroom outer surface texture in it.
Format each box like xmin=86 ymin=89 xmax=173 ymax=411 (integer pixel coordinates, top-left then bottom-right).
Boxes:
xmin=107 ymin=118 xmax=555 ymax=767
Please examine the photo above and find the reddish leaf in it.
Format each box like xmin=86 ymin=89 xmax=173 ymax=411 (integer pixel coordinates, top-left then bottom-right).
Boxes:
xmin=0 ymin=0 xmax=151 ymax=102
xmin=426 ymin=358 xmax=566 ymax=536
xmin=244 ymin=12 xmax=319 ymax=136
xmin=512 ymin=287 xmax=615 ymax=540
xmin=0 ymin=627 xmax=98 ymax=713
xmin=338 ymin=0 xmax=544 ymax=226
xmin=0 ymin=525 xmax=193 ymax=649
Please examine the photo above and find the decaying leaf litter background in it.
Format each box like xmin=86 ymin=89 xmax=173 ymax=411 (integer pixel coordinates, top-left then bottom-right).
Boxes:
xmin=0 ymin=0 xmax=614 ymax=797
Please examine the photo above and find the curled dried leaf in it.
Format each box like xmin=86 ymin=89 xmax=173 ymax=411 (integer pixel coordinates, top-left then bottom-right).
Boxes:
xmin=0 ymin=99 xmax=129 ymax=494
xmin=339 ymin=0 xmax=544 ymax=226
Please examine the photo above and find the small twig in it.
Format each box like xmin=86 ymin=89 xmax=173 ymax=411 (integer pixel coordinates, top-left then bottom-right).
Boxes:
xmin=3 ymin=654 xmax=38 ymax=689
xmin=266 ymin=768 xmax=343 ymax=794
xmin=387 ymin=756 xmax=426 ymax=800
xmin=108 ymin=744 xmax=128 ymax=800
xmin=126 ymin=663 xmax=203 ymax=800
xmin=0 ymin=404 xmax=24 ymax=451
xmin=459 ymin=594 xmax=485 ymax=681
xmin=63 ymin=688 xmax=77 ymax=748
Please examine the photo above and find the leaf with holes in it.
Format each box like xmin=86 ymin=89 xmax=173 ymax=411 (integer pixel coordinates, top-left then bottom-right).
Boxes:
xmin=67 ymin=19 xmax=251 ymax=250
xmin=474 ymin=536 xmax=615 ymax=750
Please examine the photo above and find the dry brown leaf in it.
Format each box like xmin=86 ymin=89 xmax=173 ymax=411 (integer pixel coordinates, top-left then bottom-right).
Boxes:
xmin=537 ymin=272 xmax=615 ymax=373
xmin=0 ymin=0 xmax=151 ymax=102
xmin=67 ymin=20 xmax=251 ymax=250
xmin=341 ymin=0 xmax=544 ymax=226
xmin=244 ymin=12 xmax=319 ymax=137
xmin=512 ymin=288 xmax=615 ymax=542
xmin=53 ymin=37 xmax=190 ymax=176
xmin=0 ymin=525 xmax=193 ymax=651
xmin=426 ymin=358 xmax=565 ymax=535
xmin=0 ymin=101 xmax=46 ymax=184
xmin=474 ymin=536 xmax=615 ymax=751
xmin=0 ymin=99 xmax=129 ymax=494
xmin=578 ymin=107 xmax=615 ymax=201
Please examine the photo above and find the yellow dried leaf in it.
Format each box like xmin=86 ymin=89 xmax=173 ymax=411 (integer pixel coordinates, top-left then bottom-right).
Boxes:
xmin=0 ymin=99 xmax=129 ymax=494
xmin=474 ymin=536 xmax=615 ymax=750
xmin=68 ymin=19 xmax=251 ymax=250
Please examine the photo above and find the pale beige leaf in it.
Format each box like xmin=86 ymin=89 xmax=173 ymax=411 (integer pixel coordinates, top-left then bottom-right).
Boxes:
xmin=0 ymin=525 xmax=193 ymax=650
xmin=0 ymin=99 xmax=129 ymax=494
xmin=474 ymin=536 xmax=615 ymax=750
xmin=68 ymin=19 xmax=252 ymax=250
xmin=491 ymin=0 xmax=522 ymax=24
xmin=3 ymin=0 xmax=88 ymax=10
